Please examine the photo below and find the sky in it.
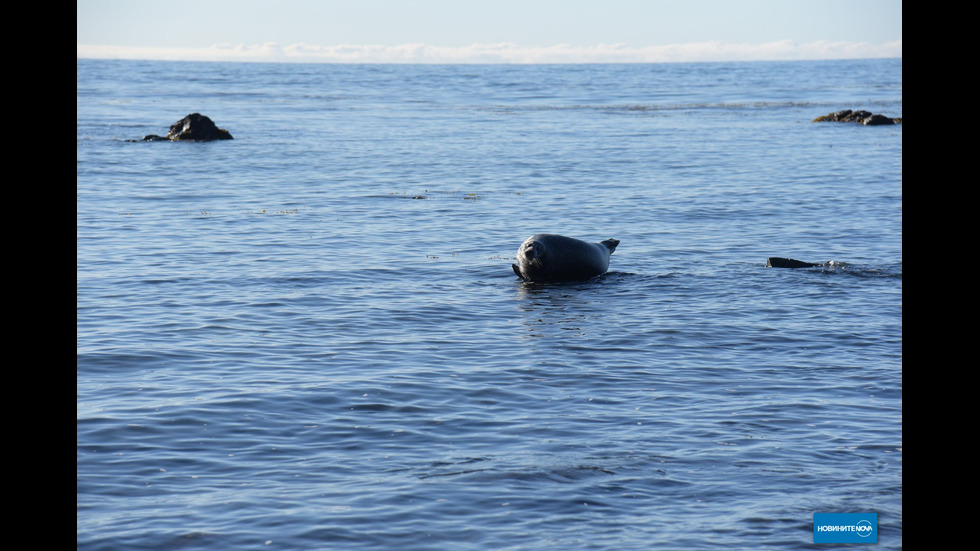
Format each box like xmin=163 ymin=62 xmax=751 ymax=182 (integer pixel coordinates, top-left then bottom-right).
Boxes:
xmin=76 ymin=0 xmax=902 ymax=63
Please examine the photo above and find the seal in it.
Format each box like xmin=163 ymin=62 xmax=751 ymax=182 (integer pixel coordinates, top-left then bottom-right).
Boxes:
xmin=766 ymin=257 xmax=822 ymax=268
xmin=512 ymin=234 xmax=619 ymax=282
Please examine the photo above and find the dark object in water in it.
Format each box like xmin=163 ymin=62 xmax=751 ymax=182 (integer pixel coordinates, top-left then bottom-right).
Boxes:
xmin=812 ymin=109 xmax=901 ymax=125
xmin=766 ymin=257 xmax=822 ymax=268
xmin=512 ymin=234 xmax=619 ymax=283
xmin=135 ymin=113 xmax=234 ymax=142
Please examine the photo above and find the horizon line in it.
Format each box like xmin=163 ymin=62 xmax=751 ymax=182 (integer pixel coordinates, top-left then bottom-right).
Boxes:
xmin=77 ymin=39 xmax=902 ymax=64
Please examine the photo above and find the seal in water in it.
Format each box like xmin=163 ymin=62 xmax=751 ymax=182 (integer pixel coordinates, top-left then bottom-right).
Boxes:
xmin=766 ymin=257 xmax=822 ymax=268
xmin=512 ymin=234 xmax=619 ymax=282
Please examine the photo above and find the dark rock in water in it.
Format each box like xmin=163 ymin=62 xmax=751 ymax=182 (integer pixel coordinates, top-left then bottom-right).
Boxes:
xmin=766 ymin=257 xmax=822 ymax=268
xmin=132 ymin=113 xmax=234 ymax=141
xmin=812 ymin=109 xmax=901 ymax=125
xmin=165 ymin=113 xmax=234 ymax=141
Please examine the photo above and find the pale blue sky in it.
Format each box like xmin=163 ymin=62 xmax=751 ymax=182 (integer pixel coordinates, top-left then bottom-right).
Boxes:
xmin=77 ymin=0 xmax=902 ymax=63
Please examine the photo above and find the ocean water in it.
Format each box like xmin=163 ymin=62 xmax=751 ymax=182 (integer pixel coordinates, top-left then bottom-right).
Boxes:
xmin=77 ymin=58 xmax=902 ymax=550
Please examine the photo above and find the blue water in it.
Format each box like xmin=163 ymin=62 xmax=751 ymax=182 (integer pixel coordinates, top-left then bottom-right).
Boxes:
xmin=77 ymin=58 xmax=902 ymax=550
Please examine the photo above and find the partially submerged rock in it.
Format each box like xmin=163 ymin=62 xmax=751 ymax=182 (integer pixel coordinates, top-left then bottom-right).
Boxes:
xmin=813 ymin=109 xmax=901 ymax=125
xmin=136 ymin=113 xmax=234 ymax=141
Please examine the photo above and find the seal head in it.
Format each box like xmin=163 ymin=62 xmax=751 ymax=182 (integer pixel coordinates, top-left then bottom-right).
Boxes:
xmin=512 ymin=234 xmax=619 ymax=283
